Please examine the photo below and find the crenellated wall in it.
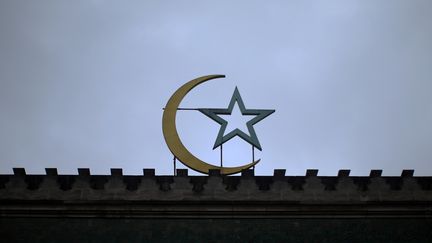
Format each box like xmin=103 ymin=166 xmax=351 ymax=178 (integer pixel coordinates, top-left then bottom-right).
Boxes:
xmin=1 ymin=168 xmax=432 ymax=242
xmin=1 ymin=168 xmax=431 ymax=205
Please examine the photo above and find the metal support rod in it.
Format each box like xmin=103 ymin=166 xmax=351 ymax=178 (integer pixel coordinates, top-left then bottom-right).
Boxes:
xmin=173 ymin=156 xmax=177 ymax=176
xmin=252 ymin=145 xmax=255 ymax=161
xmin=252 ymin=146 xmax=255 ymax=170
xmin=220 ymin=144 xmax=223 ymax=167
xmin=163 ymin=108 xmax=200 ymax=111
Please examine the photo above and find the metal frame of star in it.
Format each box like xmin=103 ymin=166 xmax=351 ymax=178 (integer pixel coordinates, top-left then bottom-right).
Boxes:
xmin=198 ymin=87 xmax=275 ymax=151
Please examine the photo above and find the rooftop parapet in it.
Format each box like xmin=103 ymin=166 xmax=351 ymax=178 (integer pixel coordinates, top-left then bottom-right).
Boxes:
xmin=0 ymin=168 xmax=431 ymax=203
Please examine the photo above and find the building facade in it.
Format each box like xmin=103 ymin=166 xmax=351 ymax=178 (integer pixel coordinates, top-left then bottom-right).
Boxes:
xmin=1 ymin=168 xmax=431 ymax=242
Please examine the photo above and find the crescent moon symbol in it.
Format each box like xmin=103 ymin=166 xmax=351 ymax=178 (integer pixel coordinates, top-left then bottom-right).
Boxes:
xmin=162 ymin=75 xmax=260 ymax=175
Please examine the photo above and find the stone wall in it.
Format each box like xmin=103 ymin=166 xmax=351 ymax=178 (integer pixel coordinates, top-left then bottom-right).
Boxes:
xmin=1 ymin=168 xmax=431 ymax=216
xmin=1 ymin=168 xmax=431 ymax=242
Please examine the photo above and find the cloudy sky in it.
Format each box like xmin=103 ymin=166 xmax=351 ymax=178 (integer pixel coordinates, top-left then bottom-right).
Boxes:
xmin=0 ymin=0 xmax=431 ymax=176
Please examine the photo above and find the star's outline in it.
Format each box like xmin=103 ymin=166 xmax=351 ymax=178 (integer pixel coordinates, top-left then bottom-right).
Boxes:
xmin=199 ymin=87 xmax=275 ymax=151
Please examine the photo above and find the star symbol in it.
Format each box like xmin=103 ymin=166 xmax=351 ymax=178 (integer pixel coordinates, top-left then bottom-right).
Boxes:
xmin=199 ymin=87 xmax=275 ymax=151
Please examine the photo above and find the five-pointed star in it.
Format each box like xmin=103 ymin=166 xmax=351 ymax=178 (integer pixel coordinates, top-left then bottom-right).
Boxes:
xmin=199 ymin=87 xmax=275 ymax=151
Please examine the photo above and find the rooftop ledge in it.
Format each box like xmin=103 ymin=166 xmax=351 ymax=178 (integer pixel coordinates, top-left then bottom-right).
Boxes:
xmin=0 ymin=168 xmax=430 ymax=197
xmin=1 ymin=168 xmax=431 ymax=218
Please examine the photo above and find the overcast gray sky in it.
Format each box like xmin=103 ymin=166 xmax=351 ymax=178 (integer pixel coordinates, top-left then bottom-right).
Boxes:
xmin=0 ymin=0 xmax=431 ymax=176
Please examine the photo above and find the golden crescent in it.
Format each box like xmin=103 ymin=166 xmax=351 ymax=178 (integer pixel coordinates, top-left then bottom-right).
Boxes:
xmin=162 ymin=75 xmax=260 ymax=175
